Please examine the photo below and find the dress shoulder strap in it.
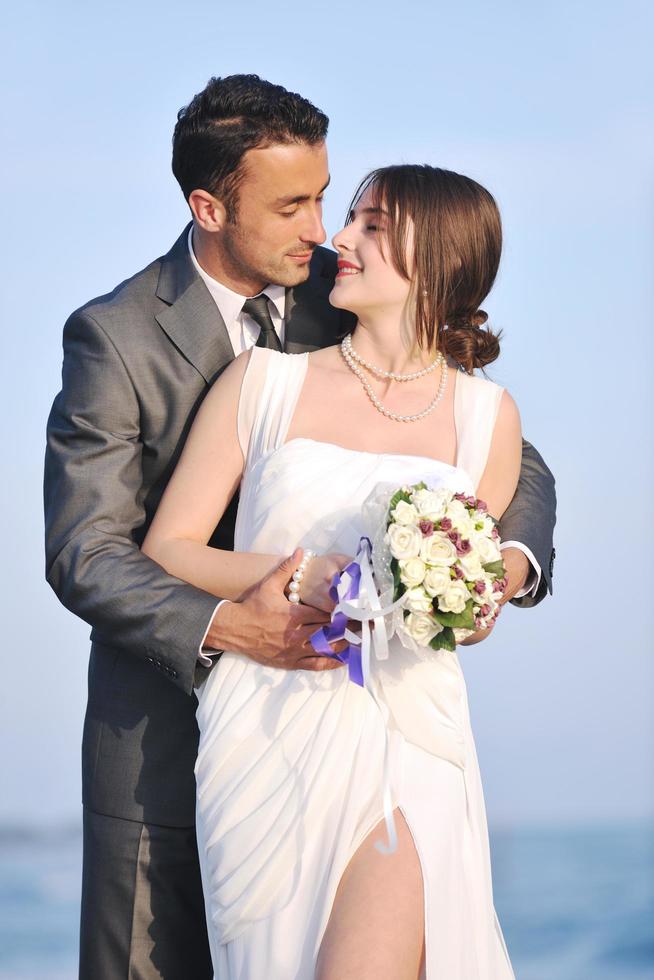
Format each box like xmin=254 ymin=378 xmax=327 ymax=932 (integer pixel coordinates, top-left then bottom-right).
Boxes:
xmin=454 ymin=370 xmax=505 ymax=490
xmin=237 ymin=348 xmax=309 ymax=467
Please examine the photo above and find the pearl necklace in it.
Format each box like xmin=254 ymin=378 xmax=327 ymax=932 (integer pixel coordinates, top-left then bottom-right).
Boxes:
xmin=342 ymin=332 xmax=441 ymax=381
xmin=340 ymin=335 xmax=448 ymax=423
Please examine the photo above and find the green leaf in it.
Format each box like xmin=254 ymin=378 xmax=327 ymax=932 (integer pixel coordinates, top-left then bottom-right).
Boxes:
xmin=389 ymin=488 xmax=412 ymax=515
xmin=482 ymin=560 xmax=506 ymax=578
xmin=391 ymin=559 xmax=406 ymax=599
xmin=433 ymin=599 xmax=476 ymax=629
xmin=430 ymin=627 xmax=456 ymax=652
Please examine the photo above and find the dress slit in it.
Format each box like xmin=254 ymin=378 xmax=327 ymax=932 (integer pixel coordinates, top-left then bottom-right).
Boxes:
xmin=316 ymin=804 xmax=427 ymax=980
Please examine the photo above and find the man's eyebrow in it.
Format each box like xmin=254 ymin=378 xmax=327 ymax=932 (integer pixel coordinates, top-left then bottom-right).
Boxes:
xmin=274 ymin=175 xmax=331 ymax=207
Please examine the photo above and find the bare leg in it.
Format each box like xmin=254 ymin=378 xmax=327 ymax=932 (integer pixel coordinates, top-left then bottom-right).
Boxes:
xmin=316 ymin=808 xmax=425 ymax=980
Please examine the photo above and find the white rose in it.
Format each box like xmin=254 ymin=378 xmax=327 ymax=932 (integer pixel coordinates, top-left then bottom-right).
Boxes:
xmin=386 ymin=523 xmax=423 ymax=560
xmin=473 ymin=533 xmax=502 ymax=566
xmin=457 ymin=553 xmax=484 ymax=582
xmin=445 ymin=499 xmax=475 ymax=536
xmin=420 ymin=534 xmax=458 ymax=566
xmin=437 ymin=579 xmax=471 ymax=615
xmin=403 ymin=587 xmax=434 ymax=613
xmin=399 ymin=557 xmax=426 ymax=588
xmin=391 ymin=500 xmax=419 ymax=526
xmin=423 ymin=566 xmax=452 ymax=597
xmin=411 ymin=487 xmax=449 ymax=521
xmin=404 ymin=612 xmax=443 ymax=646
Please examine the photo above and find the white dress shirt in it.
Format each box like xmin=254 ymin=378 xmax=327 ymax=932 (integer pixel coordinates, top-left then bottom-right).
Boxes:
xmin=500 ymin=541 xmax=541 ymax=598
xmin=188 ymin=227 xmax=286 ymax=351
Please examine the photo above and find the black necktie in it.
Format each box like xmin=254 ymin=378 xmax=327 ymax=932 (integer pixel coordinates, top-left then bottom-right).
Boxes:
xmin=242 ymin=295 xmax=282 ymax=352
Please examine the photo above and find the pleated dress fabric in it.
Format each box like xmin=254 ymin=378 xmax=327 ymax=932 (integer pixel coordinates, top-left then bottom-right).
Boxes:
xmin=194 ymin=348 xmax=515 ymax=979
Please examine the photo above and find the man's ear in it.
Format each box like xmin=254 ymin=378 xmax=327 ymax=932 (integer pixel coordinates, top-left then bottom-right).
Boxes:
xmin=188 ymin=189 xmax=228 ymax=232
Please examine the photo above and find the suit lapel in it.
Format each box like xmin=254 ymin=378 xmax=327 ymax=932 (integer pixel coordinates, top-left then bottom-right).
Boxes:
xmin=155 ymin=225 xmax=235 ymax=383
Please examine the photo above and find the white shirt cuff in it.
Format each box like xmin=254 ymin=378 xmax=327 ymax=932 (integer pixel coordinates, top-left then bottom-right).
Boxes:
xmin=197 ymin=599 xmax=229 ymax=667
xmin=500 ymin=541 xmax=542 ymax=599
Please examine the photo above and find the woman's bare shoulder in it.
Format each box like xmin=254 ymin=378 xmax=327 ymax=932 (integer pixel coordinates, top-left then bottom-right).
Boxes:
xmin=495 ymin=388 xmax=521 ymax=438
xmin=306 ymin=344 xmax=351 ymax=379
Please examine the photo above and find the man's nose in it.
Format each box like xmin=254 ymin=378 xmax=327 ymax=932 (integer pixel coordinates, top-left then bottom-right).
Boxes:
xmin=300 ymin=205 xmax=326 ymax=245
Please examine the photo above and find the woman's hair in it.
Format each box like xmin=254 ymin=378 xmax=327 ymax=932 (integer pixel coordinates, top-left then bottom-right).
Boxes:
xmin=172 ymin=74 xmax=328 ymax=221
xmin=348 ymin=165 xmax=502 ymax=373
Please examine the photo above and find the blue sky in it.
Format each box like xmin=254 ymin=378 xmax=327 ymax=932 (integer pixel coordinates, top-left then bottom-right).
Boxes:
xmin=1 ymin=0 xmax=652 ymax=825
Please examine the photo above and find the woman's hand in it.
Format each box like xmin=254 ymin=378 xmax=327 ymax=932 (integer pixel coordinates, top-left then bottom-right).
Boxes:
xmin=458 ymin=624 xmax=496 ymax=646
xmin=294 ymin=552 xmax=353 ymax=613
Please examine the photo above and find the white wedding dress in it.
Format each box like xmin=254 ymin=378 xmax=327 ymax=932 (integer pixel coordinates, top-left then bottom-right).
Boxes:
xmin=195 ymin=347 xmax=515 ymax=979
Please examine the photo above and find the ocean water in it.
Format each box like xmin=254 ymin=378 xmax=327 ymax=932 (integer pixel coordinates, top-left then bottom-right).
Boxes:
xmin=0 ymin=822 xmax=652 ymax=979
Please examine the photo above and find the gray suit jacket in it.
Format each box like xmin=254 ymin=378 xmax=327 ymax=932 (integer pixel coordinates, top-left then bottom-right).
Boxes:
xmin=44 ymin=225 xmax=556 ymax=827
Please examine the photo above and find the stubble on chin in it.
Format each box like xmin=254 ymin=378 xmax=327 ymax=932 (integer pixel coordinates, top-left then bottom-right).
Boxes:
xmin=224 ymin=224 xmax=312 ymax=289
xmin=267 ymin=258 xmax=312 ymax=289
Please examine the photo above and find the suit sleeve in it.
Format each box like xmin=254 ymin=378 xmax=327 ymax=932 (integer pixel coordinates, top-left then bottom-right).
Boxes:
xmin=44 ymin=309 xmax=221 ymax=695
xmin=497 ymin=438 xmax=556 ymax=608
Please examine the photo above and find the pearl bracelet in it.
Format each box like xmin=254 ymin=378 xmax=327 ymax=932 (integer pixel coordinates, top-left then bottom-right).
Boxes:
xmin=287 ymin=550 xmax=316 ymax=604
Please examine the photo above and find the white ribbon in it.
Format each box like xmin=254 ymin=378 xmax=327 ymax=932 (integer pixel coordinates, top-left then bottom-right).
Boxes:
xmin=331 ymin=539 xmax=410 ymax=855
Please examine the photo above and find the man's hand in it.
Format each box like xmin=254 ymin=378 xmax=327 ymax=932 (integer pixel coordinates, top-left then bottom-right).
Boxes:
xmin=203 ymin=549 xmax=345 ymax=671
xmin=498 ymin=546 xmax=530 ymax=605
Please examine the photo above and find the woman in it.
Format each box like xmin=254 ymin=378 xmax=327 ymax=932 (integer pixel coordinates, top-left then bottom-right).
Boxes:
xmin=143 ymin=164 xmax=520 ymax=979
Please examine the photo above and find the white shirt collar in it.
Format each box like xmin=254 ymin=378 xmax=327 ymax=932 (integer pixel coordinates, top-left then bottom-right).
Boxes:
xmin=187 ymin=226 xmax=286 ymax=324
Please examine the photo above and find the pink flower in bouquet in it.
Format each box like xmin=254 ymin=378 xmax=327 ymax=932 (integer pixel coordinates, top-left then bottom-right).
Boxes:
xmin=448 ymin=531 xmax=472 ymax=556
xmin=418 ymin=519 xmax=434 ymax=537
xmin=439 ymin=517 xmax=453 ymax=531
xmin=473 ymin=580 xmax=486 ymax=596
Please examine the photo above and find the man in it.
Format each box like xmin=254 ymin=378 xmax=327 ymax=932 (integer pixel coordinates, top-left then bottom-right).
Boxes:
xmin=44 ymin=74 xmax=555 ymax=979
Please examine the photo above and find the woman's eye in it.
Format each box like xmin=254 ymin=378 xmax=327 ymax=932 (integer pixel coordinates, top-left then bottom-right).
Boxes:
xmin=367 ymin=224 xmax=379 ymax=232
xmin=280 ymin=209 xmax=299 ymax=217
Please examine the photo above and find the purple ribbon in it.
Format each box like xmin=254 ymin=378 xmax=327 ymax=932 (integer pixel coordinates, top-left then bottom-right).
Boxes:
xmin=310 ymin=538 xmax=371 ymax=687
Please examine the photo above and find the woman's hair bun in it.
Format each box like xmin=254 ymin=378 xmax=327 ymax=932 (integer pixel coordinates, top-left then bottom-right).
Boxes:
xmin=442 ymin=309 xmax=500 ymax=373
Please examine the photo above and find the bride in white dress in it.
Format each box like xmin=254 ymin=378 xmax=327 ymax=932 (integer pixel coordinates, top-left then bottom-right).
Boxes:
xmin=143 ymin=165 xmax=521 ymax=979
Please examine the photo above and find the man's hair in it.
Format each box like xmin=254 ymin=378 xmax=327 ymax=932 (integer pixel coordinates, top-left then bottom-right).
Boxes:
xmin=172 ymin=74 xmax=329 ymax=220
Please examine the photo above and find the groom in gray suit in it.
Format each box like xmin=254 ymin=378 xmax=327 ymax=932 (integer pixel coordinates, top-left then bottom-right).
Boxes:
xmin=44 ymin=74 xmax=555 ymax=979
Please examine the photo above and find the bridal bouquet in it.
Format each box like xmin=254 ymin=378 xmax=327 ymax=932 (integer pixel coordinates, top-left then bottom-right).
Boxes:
xmin=310 ymin=482 xmax=507 ymax=853
xmin=382 ymin=483 xmax=508 ymax=651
